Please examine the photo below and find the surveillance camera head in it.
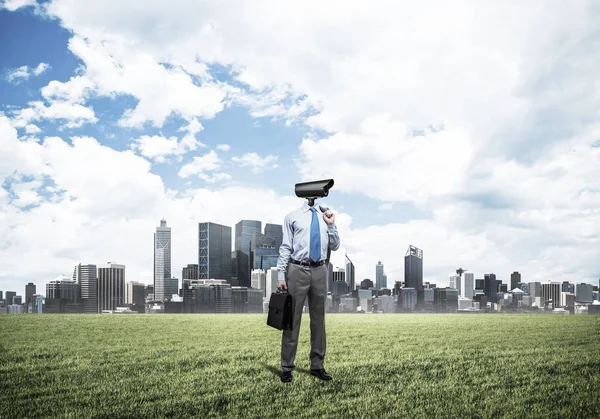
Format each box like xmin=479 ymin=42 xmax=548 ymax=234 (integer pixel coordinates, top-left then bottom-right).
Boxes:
xmin=294 ymin=179 xmax=334 ymax=206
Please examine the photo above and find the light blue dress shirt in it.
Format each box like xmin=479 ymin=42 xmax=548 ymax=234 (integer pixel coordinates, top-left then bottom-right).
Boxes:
xmin=277 ymin=202 xmax=341 ymax=282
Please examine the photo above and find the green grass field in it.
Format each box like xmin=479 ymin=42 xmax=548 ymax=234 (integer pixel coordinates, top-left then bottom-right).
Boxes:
xmin=1 ymin=313 xmax=599 ymax=418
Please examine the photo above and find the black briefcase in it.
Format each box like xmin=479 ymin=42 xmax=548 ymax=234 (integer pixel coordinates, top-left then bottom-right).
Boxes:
xmin=267 ymin=290 xmax=294 ymax=331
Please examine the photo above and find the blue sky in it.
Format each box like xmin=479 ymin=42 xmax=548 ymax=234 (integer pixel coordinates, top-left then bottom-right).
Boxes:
xmin=1 ymin=0 xmax=599 ymax=297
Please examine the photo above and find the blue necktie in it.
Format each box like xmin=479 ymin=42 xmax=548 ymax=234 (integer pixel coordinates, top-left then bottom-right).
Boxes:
xmin=309 ymin=207 xmax=321 ymax=262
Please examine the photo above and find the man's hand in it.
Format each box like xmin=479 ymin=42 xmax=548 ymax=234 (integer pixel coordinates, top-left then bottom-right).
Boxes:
xmin=277 ymin=280 xmax=287 ymax=291
xmin=323 ymin=209 xmax=335 ymax=225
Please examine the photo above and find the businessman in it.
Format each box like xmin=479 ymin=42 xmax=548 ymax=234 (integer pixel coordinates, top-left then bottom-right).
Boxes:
xmin=277 ymin=202 xmax=340 ymax=382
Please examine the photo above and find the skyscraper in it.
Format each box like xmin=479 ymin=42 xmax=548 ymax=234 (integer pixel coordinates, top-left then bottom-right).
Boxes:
xmin=405 ymin=245 xmax=423 ymax=292
xmin=46 ymin=277 xmax=79 ymax=302
xmin=25 ymin=282 xmax=36 ymax=305
xmin=125 ymin=281 xmax=146 ymax=306
xmin=235 ymin=220 xmax=261 ymax=287
xmin=484 ymin=273 xmax=498 ymax=303
xmin=376 ymin=261 xmax=384 ymax=290
xmin=345 ymin=253 xmax=355 ymax=292
xmin=541 ymin=282 xmax=561 ymax=308
xmin=73 ymin=263 xmax=98 ymax=314
xmin=510 ymin=271 xmax=521 ymax=291
xmin=264 ymin=223 xmax=283 ymax=253
xmin=182 ymin=264 xmax=199 ymax=281
xmin=199 ymin=222 xmax=232 ymax=281
xmin=5 ymin=291 xmax=15 ymax=305
xmin=250 ymin=231 xmax=278 ymax=271
xmin=449 ymin=275 xmax=461 ymax=294
xmin=154 ymin=219 xmax=171 ymax=301
xmin=98 ymin=262 xmax=125 ymax=312
xmin=462 ymin=273 xmax=474 ymax=299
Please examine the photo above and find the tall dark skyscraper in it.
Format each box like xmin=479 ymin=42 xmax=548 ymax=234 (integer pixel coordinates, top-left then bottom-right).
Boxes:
xmin=510 ymin=271 xmax=521 ymax=291
xmin=404 ymin=245 xmax=423 ymax=291
xmin=345 ymin=253 xmax=355 ymax=292
xmin=98 ymin=262 xmax=125 ymax=312
xmin=199 ymin=222 xmax=232 ymax=281
xmin=264 ymin=223 xmax=283 ymax=252
xmin=484 ymin=273 xmax=498 ymax=303
xmin=25 ymin=282 xmax=36 ymax=305
xmin=235 ymin=220 xmax=261 ymax=287
xmin=154 ymin=219 xmax=172 ymax=301
xmin=5 ymin=291 xmax=16 ymax=305
xmin=250 ymin=231 xmax=277 ymax=270
xmin=376 ymin=261 xmax=384 ymax=290
xmin=73 ymin=264 xmax=98 ymax=314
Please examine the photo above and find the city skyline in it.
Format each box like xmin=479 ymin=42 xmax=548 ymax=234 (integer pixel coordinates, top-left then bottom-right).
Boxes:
xmin=1 ymin=3 xmax=600 ymax=298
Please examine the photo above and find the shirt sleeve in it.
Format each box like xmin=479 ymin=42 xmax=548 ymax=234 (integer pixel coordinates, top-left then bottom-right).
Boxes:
xmin=327 ymin=223 xmax=340 ymax=251
xmin=277 ymin=214 xmax=293 ymax=282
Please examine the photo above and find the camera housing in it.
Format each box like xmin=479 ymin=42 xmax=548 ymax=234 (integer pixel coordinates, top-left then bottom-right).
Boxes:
xmin=295 ymin=179 xmax=334 ymax=206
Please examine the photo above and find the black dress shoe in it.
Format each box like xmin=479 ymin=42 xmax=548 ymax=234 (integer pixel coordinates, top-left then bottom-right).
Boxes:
xmin=310 ymin=369 xmax=332 ymax=381
xmin=281 ymin=371 xmax=293 ymax=382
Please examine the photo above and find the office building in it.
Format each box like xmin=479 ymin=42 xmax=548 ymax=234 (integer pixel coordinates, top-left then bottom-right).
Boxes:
xmin=561 ymin=281 xmax=575 ymax=294
xmin=98 ymin=262 xmax=125 ymax=312
xmin=154 ymin=219 xmax=172 ymax=301
xmin=145 ymin=284 xmax=154 ymax=300
xmin=376 ymin=261 xmax=384 ymax=290
xmin=46 ymin=277 xmax=79 ymax=302
xmin=360 ymin=279 xmax=374 ymax=289
xmin=449 ymin=275 xmax=461 ymax=295
xmin=231 ymin=287 xmax=263 ymax=313
xmin=398 ymin=288 xmax=417 ymax=311
xmin=345 ymin=253 xmax=355 ymax=292
xmin=235 ymin=220 xmax=261 ymax=287
xmin=404 ymin=245 xmax=423 ymax=292
xmin=25 ymin=283 xmax=36 ymax=305
xmin=576 ymin=283 xmax=594 ymax=303
xmin=462 ymin=273 xmax=474 ymax=299
xmin=5 ymin=291 xmax=16 ymax=306
xmin=266 ymin=267 xmax=278 ymax=296
xmin=164 ymin=277 xmax=179 ymax=301
xmin=251 ymin=269 xmax=267 ymax=297
xmin=484 ymin=274 xmax=498 ymax=303
xmin=0 ymin=291 xmax=3 ymax=302
xmin=182 ymin=264 xmax=199 ymax=281
xmin=475 ymin=279 xmax=484 ymax=291
xmin=199 ymin=222 xmax=233 ymax=282
xmin=125 ymin=281 xmax=146 ymax=307
xmin=12 ymin=295 xmax=22 ymax=305
xmin=528 ymin=282 xmax=542 ymax=298
xmin=511 ymin=272 xmax=521 ymax=291
xmin=264 ymin=223 xmax=283 ymax=253
xmin=73 ymin=263 xmax=98 ymax=314
xmin=541 ymin=282 xmax=561 ymax=308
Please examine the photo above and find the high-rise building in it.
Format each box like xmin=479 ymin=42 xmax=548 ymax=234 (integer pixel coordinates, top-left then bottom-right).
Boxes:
xmin=145 ymin=284 xmax=154 ymax=300
xmin=250 ymin=231 xmax=278 ymax=271
xmin=575 ymin=283 xmax=593 ymax=303
xmin=182 ymin=264 xmax=199 ymax=281
xmin=376 ymin=261 xmax=384 ymax=290
xmin=154 ymin=219 xmax=171 ymax=301
xmin=0 ymin=291 xmax=3 ymax=302
xmin=345 ymin=253 xmax=355 ymax=292
xmin=12 ymin=295 xmax=23 ymax=305
xmin=449 ymin=275 xmax=461 ymax=294
xmin=475 ymin=279 xmax=484 ymax=291
xmin=73 ymin=263 xmax=98 ymax=314
xmin=264 ymin=223 xmax=283 ymax=253
xmin=462 ymin=273 xmax=474 ymax=299
xmin=383 ymin=274 xmax=387 ymax=289
xmin=199 ymin=222 xmax=233 ymax=282
xmin=360 ymin=279 xmax=374 ymax=289
xmin=561 ymin=281 xmax=575 ymax=294
xmin=46 ymin=277 xmax=79 ymax=302
xmin=528 ymin=282 xmax=542 ymax=298
xmin=484 ymin=273 xmax=498 ymax=303
xmin=404 ymin=245 xmax=423 ymax=292
xmin=541 ymin=282 xmax=561 ymax=308
xmin=251 ymin=269 xmax=267 ymax=297
xmin=125 ymin=281 xmax=146 ymax=306
xmin=164 ymin=277 xmax=179 ymax=301
xmin=511 ymin=272 xmax=521 ymax=291
xmin=235 ymin=220 xmax=261 ymax=287
xmin=98 ymin=262 xmax=125 ymax=312
xmin=266 ymin=267 xmax=278 ymax=296
xmin=25 ymin=282 xmax=36 ymax=305
xmin=5 ymin=291 xmax=16 ymax=306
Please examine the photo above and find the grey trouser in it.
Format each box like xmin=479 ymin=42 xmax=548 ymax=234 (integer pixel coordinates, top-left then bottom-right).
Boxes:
xmin=281 ymin=262 xmax=328 ymax=372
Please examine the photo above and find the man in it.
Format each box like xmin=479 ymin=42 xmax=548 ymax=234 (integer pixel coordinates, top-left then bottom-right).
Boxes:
xmin=276 ymin=202 xmax=340 ymax=382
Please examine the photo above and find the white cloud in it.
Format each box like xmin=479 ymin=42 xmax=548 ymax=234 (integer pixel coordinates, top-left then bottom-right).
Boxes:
xmin=25 ymin=124 xmax=41 ymax=134
xmin=2 ymin=1 xmax=600 ymax=294
xmin=231 ymin=152 xmax=278 ymax=173
xmin=216 ymin=144 xmax=230 ymax=152
xmin=132 ymin=129 xmax=205 ymax=163
xmin=178 ymin=150 xmax=230 ymax=182
xmin=0 ymin=0 xmax=38 ymax=11
xmin=11 ymin=100 xmax=98 ymax=129
xmin=5 ymin=62 xmax=50 ymax=83
xmin=378 ymin=203 xmax=393 ymax=211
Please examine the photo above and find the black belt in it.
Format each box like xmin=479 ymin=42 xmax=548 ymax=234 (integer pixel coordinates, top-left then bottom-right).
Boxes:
xmin=290 ymin=258 xmax=325 ymax=267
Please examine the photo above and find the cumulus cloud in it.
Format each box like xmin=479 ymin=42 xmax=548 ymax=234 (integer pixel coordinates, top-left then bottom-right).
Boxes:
xmin=231 ymin=152 xmax=278 ymax=173
xmin=5 ymin=62 xmax=50 ymax=83
xmin=132 ymin=119 xmax=205 ymax=163
xmin=216 ymin=144 xmax=230 ymax=152
xmin=2 ymin=1 xmax=600 ymax=294
xmin=10 ymin=100 xmax=98 ymax=129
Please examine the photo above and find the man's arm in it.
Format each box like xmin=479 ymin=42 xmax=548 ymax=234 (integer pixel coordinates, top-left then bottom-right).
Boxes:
xmin=277 ymin=214 xmax=294 ymax=284
xmin=327 ymin=223 xmax=340 ymax=251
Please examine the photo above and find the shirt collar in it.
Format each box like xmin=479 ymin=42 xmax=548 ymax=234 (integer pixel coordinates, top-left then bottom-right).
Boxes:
xmin=302 ymin=202 xmax=320 ymax=213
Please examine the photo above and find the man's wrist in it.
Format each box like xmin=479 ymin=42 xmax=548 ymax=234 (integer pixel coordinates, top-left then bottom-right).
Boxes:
xmin=327 ymin=223 xmax=337 ymax=231
xmin=278 ymin=273 xmax=285 ymax=282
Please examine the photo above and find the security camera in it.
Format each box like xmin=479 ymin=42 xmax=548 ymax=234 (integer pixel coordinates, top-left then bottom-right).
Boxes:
xmin=295 ymin=179 xmax=334 ymax=206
